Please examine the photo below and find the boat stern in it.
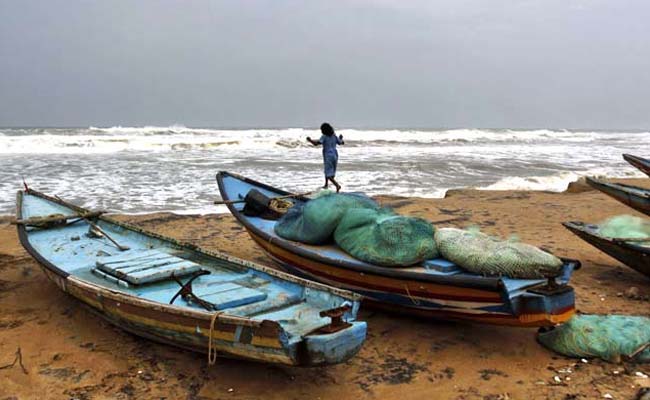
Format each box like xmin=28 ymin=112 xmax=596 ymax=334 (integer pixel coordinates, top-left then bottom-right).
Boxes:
xmin=301 ymin=321 xmax=367 ymax=366
xmin=504 ymin=260 xmax=581 ymax=327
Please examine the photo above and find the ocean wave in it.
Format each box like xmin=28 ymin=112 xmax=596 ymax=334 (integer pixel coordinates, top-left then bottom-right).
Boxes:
xmin=2 ymin=127 xmax=650 ymax=154
xmin=477 ymin=168 xmax=646 ymax=193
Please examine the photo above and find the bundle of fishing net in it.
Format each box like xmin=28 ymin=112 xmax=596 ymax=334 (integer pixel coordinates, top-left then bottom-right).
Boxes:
xmin=537 ymin=315 xmax=650 ymax=363
xmin=597 ymin=215 xmax=650 ymax=239
xmin=334 ymin=208 xmax=439 ymax=266
xmin=274 ymin=193 xmax=378 ymax=244
xmin=434 ymin=228 xmax=563 ymax=278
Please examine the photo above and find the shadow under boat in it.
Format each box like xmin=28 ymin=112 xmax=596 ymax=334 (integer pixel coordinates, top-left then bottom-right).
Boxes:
xmin=216 ymin=171 xmax=582 ymax=328
xmin=563 ymin=221 xmax=650 ymax=279
xmin=16 ymin=189 xmax=366 ymax=366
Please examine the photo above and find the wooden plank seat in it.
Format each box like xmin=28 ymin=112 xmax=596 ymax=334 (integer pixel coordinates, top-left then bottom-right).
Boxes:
xmin=140 ymin=275 xmax=268 ymax=311
xmin=95 ymin=250 xmax=202 ymax=285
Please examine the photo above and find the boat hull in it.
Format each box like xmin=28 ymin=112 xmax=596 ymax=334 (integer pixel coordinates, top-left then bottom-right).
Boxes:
xmin=217 ymin=172 xmax=580 ymax=327
xmin=251 ymin=230 xmax=575 ymax=326
xmin=563 ymin=221 xmax=650 ymax=279
xmin=17 ymin=190 xmax=366 ymax=366
xmin=624 ymin=153 xmax=650 ymax=178
xmin=587 ymin=177 xmax=650 ymax=217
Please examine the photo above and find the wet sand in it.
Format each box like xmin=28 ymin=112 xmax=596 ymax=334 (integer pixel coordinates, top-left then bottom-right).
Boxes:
xmin=1 ymin=179 xmax=649 ymax=400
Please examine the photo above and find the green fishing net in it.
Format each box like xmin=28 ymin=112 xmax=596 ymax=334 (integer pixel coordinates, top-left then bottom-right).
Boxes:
xmin=597 ymin=215 xmax=650 ymax=239
xmin=274 ymin=193 xmax=378 ymax=244
xmin=434 ymin=228 xmax=563 ymax=278
xmin=334 ymin=208 xmax=439 ymax=267
xmin=537 ymin=315 xmax=650 ymax=363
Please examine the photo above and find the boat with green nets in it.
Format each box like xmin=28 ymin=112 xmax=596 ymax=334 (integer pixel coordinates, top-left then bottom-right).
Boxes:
xmin=564 ymin=221 xmax=650 ymax=279
xmin=217 ymin=171 xmax=582 ymax=327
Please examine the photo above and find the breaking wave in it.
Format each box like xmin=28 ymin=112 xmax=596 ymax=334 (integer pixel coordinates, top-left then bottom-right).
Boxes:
xmin=1 ymin=126 xmax=648 ymax=154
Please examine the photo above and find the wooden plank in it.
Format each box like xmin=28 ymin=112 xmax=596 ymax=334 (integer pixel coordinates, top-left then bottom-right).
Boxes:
xmin=100 ymin=256 xmax=181 ymax=272
xmin=126 ymin=263 xmax=202 ymax=285
xmin=97 ymin=249 xmax=167 ymax=265
xmin=102 ymin=260 xmax=191 ymax=278
xmin=201 ymin=286 xmax=267 ymax=310
xmin=97 ymin=250 xmax=161 ymax=265
xmin=12 ymin=211 xmax=103 ymax=225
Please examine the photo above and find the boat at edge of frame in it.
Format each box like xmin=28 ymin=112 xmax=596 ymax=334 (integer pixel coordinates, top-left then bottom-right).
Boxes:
xmin=16 ymin=188 xmax=367 ymax=366
xmin=563 ymin=221 xmax=650 ymax=279
xmin=586 ymin=176 xmax=650 ymax=217
xmin=623 ymin=153 xmax=650 ymax=178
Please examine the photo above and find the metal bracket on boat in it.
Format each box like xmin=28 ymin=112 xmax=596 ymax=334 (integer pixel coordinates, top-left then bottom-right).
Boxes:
xmin=169 ymin=270 xmax=215 ymax=311
xmin=317 ymin=305 xmax=352 ymax=334
xmin=529 ymin=276 xmax=573 ymax=296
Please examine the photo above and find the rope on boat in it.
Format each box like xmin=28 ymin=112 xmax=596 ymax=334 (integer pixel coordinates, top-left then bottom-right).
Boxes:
xmin=208 ymin=311 xmax=224 ymax=365
xmin=403 ymin=284 xmax=420 ymax=306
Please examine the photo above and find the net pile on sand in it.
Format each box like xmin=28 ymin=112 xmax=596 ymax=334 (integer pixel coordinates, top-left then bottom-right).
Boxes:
xmin=537 ymin=314 xmax=650 ymax=363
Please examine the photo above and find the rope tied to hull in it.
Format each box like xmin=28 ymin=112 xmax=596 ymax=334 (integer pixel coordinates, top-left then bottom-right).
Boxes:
xmin=403 ymin=284 xmax=421 ymax=306
xmin=208 ymin=311 xmax=224 ymax=365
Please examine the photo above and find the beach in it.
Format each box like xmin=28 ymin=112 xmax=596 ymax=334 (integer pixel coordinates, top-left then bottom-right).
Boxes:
xmin=1 ymin=179 xmax=649 ymax=400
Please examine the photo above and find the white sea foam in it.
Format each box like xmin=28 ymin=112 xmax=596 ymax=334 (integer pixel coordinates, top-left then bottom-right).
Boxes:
xmin=478 ymin=168 xmax=646 ymax=193
xmin=2 ymin=127 xmax=650 ymax=214
xmin=2 ymin=126 xmax=648 ymax=154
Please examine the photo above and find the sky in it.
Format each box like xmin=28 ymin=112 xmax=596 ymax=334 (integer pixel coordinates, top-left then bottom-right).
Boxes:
xmin=1 ymin=0 xmax=649 ymax=129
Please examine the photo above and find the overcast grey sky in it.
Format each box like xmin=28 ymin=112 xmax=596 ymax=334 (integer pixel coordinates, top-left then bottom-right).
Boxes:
xmin=1 ymin=1 xmax=649 ymax=129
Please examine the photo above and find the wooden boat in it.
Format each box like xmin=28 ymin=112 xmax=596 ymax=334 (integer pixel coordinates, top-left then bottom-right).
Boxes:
xmin=624 ymin=153 xmax=650 ymax=178
xmin=216 ymin=171 xmax=582 ymax=327
xmin=563 ymin=221 xmax=650 ymax=279
xmin=16 ymin=188 xmax=366 ymax=366
xmin=586 ymin=177 xmax=650 ymax=217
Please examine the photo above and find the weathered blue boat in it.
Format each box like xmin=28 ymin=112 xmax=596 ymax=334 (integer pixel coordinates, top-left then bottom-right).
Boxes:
xmin=586 ymin=177 xmax=650 ymax=217
xmin=16 ymin=188 xmax=366 ymax=366
xmin=564 ymin=221 xmax=650 ymax=279
xmin=624 ymin=153 xmax=650 ymax=178
xmin=217 ymin=172 xmax=582 ymax=327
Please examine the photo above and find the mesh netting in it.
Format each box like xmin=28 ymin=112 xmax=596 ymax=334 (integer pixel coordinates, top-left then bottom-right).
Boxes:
xmin=597 ymin=215 xmax=650 ymax=239
xmin=274 ymin=193 xmax=378 ymax=244
xmin=434 ymin=228 xmax=563 ymax=278
xmin=334 ymin=208 xmax=439 ymax=267
xmin=537 ymin=315 xmax=650 ymax=363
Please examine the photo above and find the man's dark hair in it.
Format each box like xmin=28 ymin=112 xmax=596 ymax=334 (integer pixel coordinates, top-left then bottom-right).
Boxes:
xmin=320 ymin=122 xmax=335 ymax=136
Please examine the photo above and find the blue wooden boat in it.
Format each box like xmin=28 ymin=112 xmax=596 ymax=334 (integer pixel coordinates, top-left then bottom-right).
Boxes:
xmin=586 ymin=177 xmax=650 ymax=217
xmin=624 ymin=153 xmax=650 ymax=178
xmin=217 ymin=172 xmax=582 ymax=327
xmin=16 ymin=188 xmax=366 ymax=366
xmin=564 ymin=221 xmax=650 ymax=279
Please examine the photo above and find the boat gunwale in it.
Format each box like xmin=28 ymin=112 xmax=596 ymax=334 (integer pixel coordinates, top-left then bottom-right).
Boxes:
xmin=15 ymin=189 xmax=362 ymax=328
xmin=623 ymin=153 xmax=650 ymax=177
xmin=216 ymin=171 xmax=579 ymax=292
xmin=563 ymin=221 xmax=650 ymax=255
xmin=586 ymin=177 xmax=650 ymax=199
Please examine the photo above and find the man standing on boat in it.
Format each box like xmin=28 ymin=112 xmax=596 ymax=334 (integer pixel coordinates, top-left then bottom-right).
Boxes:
xmin=307 ymin=122 xmax=344 ymax=192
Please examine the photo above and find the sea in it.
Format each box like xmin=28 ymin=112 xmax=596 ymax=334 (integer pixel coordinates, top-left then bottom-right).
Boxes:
xmin=1 ymin=126 xmax=649 ymax=215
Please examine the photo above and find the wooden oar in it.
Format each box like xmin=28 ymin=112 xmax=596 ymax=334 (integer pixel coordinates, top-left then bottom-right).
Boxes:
xmin=12 ymin=211 xmax=104 ymax=226
xmin=84 ymin=219 xmax=130 ymax=251
xmin=214 ymin=190 xmax=316 ymax=205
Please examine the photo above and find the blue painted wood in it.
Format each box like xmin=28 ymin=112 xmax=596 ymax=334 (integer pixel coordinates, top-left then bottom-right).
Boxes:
xmin=18 ymin=190 xmax=367 ymax=366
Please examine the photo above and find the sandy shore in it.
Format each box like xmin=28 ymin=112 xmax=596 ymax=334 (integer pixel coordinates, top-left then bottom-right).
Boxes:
xmin=1 ymin=179 xmax=650 ymax=400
